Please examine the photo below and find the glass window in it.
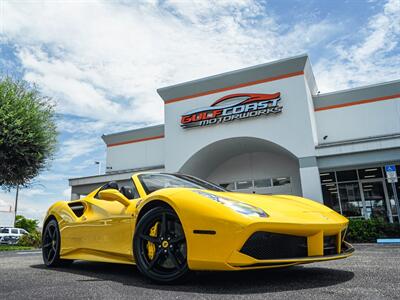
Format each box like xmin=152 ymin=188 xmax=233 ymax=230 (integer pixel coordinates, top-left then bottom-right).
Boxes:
xmin=336 ymin=170 xmax=358 ymax=182
xmin=385 ymin=181 xmax=400 ymax=217
xmin=254 ymin=179 xmax=272 ymax=188
xmin=1 ymin=228 xmax=9 ymax=233
xmin=358 ymin=167 xmax=383 ymax=180
xmin=320 ymin=172 xmax=336 ymax=184
xmin=220 ymin=182 xmax=235 ymax=190
xmin=338 ymin=182 xmax=363 ymax=217
xmin=236 ymin=180 xmax=253 ymax=190
xmin=321 ymin=184 xmax=341 ymax=213
xmin=395 ymin=165 xmax=400 ymax=176
xmin=362 ymin=182 xmax=388 ymax=220
xmin=272 ymin=177 xmax=291 ymax=186
xmin=11 ymin=229 xmax=18 ymax=234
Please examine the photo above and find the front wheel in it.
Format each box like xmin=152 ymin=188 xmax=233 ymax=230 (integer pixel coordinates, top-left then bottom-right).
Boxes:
xmin=133 ymin=207 xmax=190 ymax=283
xmin=42 ymin=219 xmax=73 ymax=267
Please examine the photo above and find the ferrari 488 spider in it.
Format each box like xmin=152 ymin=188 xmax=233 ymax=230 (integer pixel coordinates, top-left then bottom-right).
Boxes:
xmin=42 ymin=172 xmax=353 ymax=283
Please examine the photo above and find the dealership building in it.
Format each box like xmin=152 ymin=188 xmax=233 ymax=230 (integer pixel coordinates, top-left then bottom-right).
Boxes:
xmin=69 ymin=54 xmax=400 ymax=222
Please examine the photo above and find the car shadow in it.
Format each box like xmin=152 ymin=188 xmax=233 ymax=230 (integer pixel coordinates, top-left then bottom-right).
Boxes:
xmin=31 ymin=261 xmax=354 ymax=294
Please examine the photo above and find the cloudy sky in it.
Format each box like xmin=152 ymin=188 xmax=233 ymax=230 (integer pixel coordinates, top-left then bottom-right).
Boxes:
xmin=0 ymin=0 xmax=399 ymax=225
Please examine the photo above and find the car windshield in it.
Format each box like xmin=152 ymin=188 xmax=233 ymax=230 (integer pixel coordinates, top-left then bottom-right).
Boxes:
xmin=138 ymin=173 xmax=226 ymax=194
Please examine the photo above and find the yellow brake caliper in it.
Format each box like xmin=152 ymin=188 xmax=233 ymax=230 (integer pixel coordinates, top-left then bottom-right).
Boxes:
xmin=146 ymin=222 xmax=159 ymax=260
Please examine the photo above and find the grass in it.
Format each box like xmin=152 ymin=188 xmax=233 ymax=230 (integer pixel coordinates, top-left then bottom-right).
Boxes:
xmin=0 ymin=245 xmax=35 ymax=251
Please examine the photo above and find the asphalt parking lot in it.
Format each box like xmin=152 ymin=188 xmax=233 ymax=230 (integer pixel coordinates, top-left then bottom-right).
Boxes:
xmin=0 ymin=244 xmax=399 ymax=299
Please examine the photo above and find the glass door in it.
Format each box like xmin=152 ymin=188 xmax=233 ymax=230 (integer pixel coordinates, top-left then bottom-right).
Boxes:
xmin=361 ymin=181 xmax=389 ymax=221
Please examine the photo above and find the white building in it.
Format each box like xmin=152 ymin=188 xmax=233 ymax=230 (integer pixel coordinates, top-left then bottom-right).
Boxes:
xmin=69 ymin=54 xmax=400 ymax=222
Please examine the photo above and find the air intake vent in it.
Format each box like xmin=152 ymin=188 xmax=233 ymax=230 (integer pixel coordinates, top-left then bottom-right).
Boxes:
xmin=68 ymin=202 xmax=85 ymax=217
xmin=240 ymin=232 xmax=307 ymax=260
xmin=323 ymin=236 xmax=337 ymax=255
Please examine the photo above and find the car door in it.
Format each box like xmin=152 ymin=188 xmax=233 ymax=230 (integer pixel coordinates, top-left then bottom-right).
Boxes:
xmin=82 ymin=196 xmax=135 ymax=256
xmin=64 ymin=182 xmax=140 ymax=257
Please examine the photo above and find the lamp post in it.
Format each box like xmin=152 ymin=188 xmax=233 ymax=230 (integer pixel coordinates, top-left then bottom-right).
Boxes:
xmin=14 ymin=183 xmax=46 ymax=227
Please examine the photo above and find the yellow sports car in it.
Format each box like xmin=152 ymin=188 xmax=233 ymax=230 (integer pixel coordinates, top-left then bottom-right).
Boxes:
xmin=42 ymin=172 xmax=354 ymax=283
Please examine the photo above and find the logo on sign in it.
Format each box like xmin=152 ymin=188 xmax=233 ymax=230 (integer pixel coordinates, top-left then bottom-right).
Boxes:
xmin=180 ymin=93 xmax=282 ymax=129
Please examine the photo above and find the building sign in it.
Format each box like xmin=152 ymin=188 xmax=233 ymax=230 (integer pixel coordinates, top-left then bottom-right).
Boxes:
xmin=180 ymin=93 xmax=282 ymax=129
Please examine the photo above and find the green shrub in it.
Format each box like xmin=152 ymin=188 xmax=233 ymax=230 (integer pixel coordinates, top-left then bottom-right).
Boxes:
xmin=17 ymin=230 xmax=42 ymax=248
xmin=346 ymin=218 xmax=400 ymax=243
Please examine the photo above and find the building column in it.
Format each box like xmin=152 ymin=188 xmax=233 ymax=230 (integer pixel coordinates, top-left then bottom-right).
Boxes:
xmin=71 ymin=192 xmax=80 ymax=200
xmin=299 ymin=156 xmax=323 ymax=203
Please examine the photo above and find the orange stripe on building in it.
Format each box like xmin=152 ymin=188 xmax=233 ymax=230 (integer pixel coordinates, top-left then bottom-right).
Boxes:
xmin=315 ymin=93 xmax=400 ymax=111
xmin=107 ymin=135 xmax=164 ymax=147
xmin=165 ymin=71 xmax=304 ymax=104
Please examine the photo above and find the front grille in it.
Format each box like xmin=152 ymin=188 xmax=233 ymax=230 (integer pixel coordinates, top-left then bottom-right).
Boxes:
xmin=323 ymin=236 xmax=337 ymax=255
xmin=240 ymin=232 xmax=308 ymax=260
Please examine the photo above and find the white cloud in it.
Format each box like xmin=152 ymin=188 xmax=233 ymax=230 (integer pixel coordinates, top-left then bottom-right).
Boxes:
xmin=0 ymin=192 xmax=14 ymax=211
xmin=56 ymin=138 xmax=100 ymax=163
xmin=1 ymin=0 xmax=340 ymax=125
xmin=315 ymin=0 xmax=400 ymax=92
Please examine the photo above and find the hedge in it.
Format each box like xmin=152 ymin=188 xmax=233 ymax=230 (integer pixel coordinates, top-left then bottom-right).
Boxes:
xmin=346 ymin=218 xmax=400 ymax=243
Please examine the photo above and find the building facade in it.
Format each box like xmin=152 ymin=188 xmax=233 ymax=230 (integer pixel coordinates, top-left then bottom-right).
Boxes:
xmin=69 ymin=54 xmax=400 ymax=222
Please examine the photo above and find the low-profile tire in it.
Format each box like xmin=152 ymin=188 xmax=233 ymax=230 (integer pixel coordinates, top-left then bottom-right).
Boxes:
xmin=42 ymin=219 xmax=73 ymax=267
xmin=134 ymin=206 xmax=190 ymax=284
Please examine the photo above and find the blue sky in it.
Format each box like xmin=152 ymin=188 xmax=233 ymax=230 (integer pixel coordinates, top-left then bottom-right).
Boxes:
xmin=0 ymin=0 xmax=399 ymax=225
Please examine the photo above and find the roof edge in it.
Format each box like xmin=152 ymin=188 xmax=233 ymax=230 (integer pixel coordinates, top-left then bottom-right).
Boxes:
xmin=157 ymin=54 xmax=313 ymax=103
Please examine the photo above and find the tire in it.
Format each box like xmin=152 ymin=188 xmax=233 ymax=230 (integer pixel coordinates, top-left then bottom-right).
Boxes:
xmin=42 ymin=219 xmax=73 ymax=267
xmin=134 ymin=206 xmax=190 ymax=283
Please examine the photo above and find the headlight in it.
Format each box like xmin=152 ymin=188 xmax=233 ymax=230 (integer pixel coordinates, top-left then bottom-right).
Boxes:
xmin=193 ymin=190 xmax=268 ymax=218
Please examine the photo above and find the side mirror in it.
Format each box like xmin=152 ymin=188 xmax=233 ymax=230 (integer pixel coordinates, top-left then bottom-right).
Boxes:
xmin=98 ymin=189 xmax=130 ymax=206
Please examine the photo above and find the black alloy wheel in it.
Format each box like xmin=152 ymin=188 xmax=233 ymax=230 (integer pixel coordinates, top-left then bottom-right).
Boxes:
xmin=134 ymin=207 xmax=190 ymax=283
xmin=42 ymin=219 xmax=72 ymax=267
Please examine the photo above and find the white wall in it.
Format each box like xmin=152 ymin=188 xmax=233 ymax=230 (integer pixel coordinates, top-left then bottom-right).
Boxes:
xmin=106 ymin=138 xmax=165 ymax=172
xmin=315 ymin=98 xmax=400 ymax=144
xmin=164 ymin=74 xmax=318 ymax=173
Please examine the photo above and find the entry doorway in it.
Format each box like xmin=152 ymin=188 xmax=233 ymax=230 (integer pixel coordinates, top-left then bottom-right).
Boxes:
xmin=360 ymin=179 xmax=392 ymax=222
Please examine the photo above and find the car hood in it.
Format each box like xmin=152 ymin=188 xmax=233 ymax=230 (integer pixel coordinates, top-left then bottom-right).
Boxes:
xmin=210 ymin=191 xmax=348 ymax=224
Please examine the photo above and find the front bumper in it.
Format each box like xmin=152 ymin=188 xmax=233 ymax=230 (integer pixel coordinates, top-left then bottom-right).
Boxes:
xmin=227 ymin=241 xmax=354 ymax=269
xmin=187 ymin=219 xmax=354 ymax=271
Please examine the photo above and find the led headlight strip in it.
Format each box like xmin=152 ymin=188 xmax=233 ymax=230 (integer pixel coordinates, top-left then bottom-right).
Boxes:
xmin=192 ymin=190 xmax=268 ymax=218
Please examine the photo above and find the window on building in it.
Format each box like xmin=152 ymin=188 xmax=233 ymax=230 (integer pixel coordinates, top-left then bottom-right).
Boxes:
xmin=361 ymin=181 xmax=388 ymax=220
xmin=320 ymin=172 xmax=335 ymax=184
xmin=385 ymin=181 xmax=399 ymax=222
xmin=236 ymin=180 xmax=253 ymax=190
xmin=254 ymin=179 xmax=272 ymax=188
xmin=338 ymin=182 xmax=363 ymax=217
xmin=321 ymin=184 xmax=341 ymax=213
xmin=336 ymin=170 xmax=358 ymax=182
xmin=272 ymin=177 xmax=291 ymax=186
xmin=358 ymin=167 xmax=383 ymax=180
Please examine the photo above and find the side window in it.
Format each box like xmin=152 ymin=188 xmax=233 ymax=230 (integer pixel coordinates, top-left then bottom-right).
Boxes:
xmin=11 ymin=229 xmax=18 ymax=234
xmin=19 ymin=229 xmax=27 ymax=235
xmin=119 ymin=180 xmax=140 ymax=200
xmin=1 ymin=228 xmax=9 ymax=233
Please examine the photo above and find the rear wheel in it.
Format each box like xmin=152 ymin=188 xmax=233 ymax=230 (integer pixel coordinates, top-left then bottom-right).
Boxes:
xmin=42 ymin=219 xmax=73 ymax=267
xmin=134 ymin=207 xmax=189 ymax=283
